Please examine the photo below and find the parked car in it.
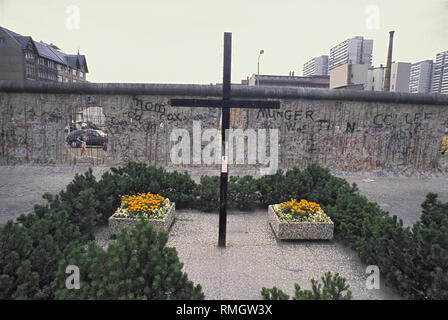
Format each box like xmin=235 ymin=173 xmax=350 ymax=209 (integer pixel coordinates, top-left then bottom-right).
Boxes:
xmin=66 ymin=129 xmax=108 ymax=148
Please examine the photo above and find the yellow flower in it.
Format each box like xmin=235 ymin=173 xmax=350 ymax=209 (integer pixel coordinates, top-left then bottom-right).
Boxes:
xmin=119 ymin=191 xmax=169 ymax=217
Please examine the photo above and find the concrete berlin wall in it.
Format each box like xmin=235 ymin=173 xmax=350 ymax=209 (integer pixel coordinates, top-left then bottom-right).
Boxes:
xmin=1 ymin=81 xmax=447 ymax=174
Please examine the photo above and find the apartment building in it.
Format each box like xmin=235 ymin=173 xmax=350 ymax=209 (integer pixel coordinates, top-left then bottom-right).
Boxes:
xmin=329 ymin=36 xmax=373 ymax=71
xmin=409 ymin=60 xmax=433 ymax=93
xmin=431 ymin=50 xmax=448 ymax=94
xmin=303 ymin=55 xmax=329 ymax=76
xmin=0 ymin=26 xmax=88 ymax=83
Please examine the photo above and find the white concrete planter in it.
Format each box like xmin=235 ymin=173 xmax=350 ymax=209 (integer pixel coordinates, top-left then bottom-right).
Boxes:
xmin=108 ymin=203 xmax=176 ymax=235
xmin=268 ymin=205 xmax=334 ymax=240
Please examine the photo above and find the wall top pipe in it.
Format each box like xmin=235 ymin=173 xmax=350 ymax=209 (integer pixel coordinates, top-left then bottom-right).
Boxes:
xmin=1 ymin=80 xmax=448 ymax=106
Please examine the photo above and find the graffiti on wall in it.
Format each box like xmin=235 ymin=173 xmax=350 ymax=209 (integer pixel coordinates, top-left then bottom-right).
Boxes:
xmin=0 ymin=92 xmax=447 ymax=174
xmin=0 ymin=95 xmax=108 ymax=166
xmin=248 ymin=100 xmax=446 ymax=172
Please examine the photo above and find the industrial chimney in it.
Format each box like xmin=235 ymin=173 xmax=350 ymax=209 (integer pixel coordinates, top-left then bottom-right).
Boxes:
xmin=383 ymin=31 xmax=395 ymax=91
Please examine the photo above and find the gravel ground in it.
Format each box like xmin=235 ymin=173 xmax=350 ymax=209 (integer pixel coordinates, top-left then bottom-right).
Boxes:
xmin=340 ymin=174 xmax=448 ymax=227
xmin=0 ymin=165 xmax=110 ymax=226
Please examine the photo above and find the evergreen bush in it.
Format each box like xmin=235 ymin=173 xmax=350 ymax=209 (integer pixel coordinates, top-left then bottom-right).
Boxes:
xmin=41 ymin=168 xmax=100 ymax=238
xmin=195 ymin=175 xmax=220 ymax=212
xmin=261 ymin=271 xmax=352 ymax=300
xmin=95 ymin=163 xmax=197 ymax=221
xmin=0 ymin=207 xmax=82 ymax=299
xmin=53 ymin=220 xmax=204 ymax=300
xmin=228 ymin=175 xmax=258 ymax=210
xmin=411 ymin=193 xmax=448 ymax=299
xmin=161 ymin=171 xmax=197 ymax=209
xmin=256 ymin=169 xmax=287 ymax=206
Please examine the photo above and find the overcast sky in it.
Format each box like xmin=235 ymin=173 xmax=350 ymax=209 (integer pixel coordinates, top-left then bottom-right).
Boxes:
xmin=1 ymin=0 xmax=447 ymax=84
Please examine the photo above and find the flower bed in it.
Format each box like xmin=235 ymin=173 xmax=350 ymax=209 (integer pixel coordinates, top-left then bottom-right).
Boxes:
xmin=268 ymin=199 xmax=333 ymax=240
xmin=108 ymin=192 xmax=176 ymax=235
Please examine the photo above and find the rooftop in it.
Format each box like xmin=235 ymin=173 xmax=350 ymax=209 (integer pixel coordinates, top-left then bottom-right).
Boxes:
xmin=1 ymin=26 xmax=88 ymax=72
xmin=251 ymin=74 xmax=329 ymax=81
xmin=248 ymin=74 xmax=330 ymax=88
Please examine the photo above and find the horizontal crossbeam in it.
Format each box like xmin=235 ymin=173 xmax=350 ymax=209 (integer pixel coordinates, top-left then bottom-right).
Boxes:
xmin=170 ymin=98 xmax=280 ymax=109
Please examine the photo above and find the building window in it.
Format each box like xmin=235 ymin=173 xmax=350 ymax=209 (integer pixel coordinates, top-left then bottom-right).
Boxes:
xmin=45 ymin=60 xmax=56 ymax=69
xmin=72 ymin=69 xmax=77 ymax=76
xmin=0 ymin=37 xmax=5 ymax=44
xmin=26 ymin=65 xmax=35 ymax=78
xmin=58 ymin=76 xmax=63 ymax=82
xmin=25 ymin=51 xmax=35 ymax=61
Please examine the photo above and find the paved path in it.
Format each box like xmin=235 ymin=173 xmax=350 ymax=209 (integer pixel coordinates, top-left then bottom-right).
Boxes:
xmin=341 ymin=175 xmax=448 ymax=227
xmin=0 ymin=166 xmax=109 ymax=225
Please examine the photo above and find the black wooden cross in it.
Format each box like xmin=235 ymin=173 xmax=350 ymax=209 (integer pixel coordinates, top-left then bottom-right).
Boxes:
xmin=170 ymin=32 xmax=280 ymax=247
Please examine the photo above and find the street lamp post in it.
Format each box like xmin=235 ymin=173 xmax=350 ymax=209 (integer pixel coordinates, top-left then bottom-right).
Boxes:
xmin=257 ymin=49 xmax=264 ymax=86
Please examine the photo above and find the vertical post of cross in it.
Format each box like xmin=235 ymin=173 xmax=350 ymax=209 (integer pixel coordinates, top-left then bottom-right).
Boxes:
xmin=218 ymin=32 xmax=232 ymax=248
xmin=169 ymin=32 xmax=280 ymax=248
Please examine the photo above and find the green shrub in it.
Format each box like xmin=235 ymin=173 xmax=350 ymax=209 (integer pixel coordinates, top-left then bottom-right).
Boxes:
xmin=295 ymin=165 xmax=357 ymax=207
xmin=228 ymin=175 xmax=258 ymax=210
xmin=326 ymin=191 xmax=380 ymax=248
xmin=256 ymin=169 xmax=287 ymax=206
xmin=195 ymin=175 xmax=220 ymax=212
xmin=282 ymin=167 xmax=305 ymax=200
xmin=262 ymin=272 xmax=352 ymax=300
xmin=0 ymin=162 xmax=203 ymax=300
xmin=261 ymin=286 xmax=290 ymax=300
xmin=108 ymin=162 xmax=166 ymax=195
xmin=160 ymin=171 xmax=197 ymax=209
xmin=95 ymin=163 xmax=197 ymax=221
xmin=357 ymin=213 xmax=416 ymax=297
xmin=94 ymin=171 xmax=124 ymax=223
xmin=325 ymin=188 xmax=419 ymax=298
xmin=41 ymin=169 xmax=100 ymax=238
xmin=411 ymin=193 xmax=448 ymax=299
xmin=0 ymin=207 xmax=82 ymax=299
xmin=90 ymin=162 xmax=356 ymax=215
xmin=53 ymin=219 xmax=204 ymax=300
xmin=325 ymin=188 xmax=448 ymax=299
